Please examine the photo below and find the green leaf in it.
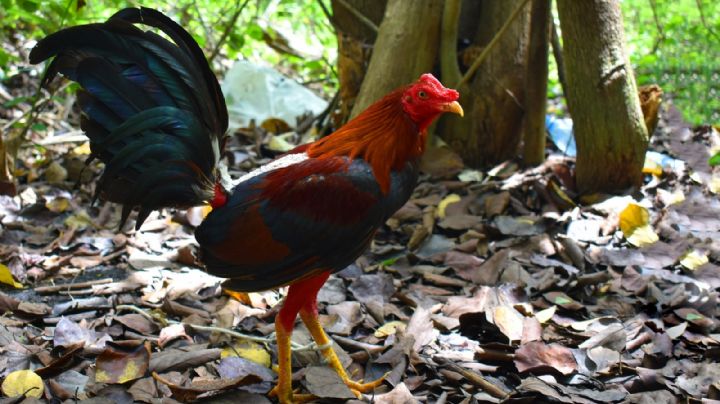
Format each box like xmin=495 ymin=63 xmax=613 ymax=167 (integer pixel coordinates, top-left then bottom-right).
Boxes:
xmin=246 ymin=23 xmax=264 ymax=41
xmin=380 ymin=256 xmax=400 ymax=267
xmin=31 ymin=123 xmax=47 ymax=132
xmin=709 ymin=153 xmax=720 ymax=167
xmin=20 ymin=0 xmax=39 ymax=13
xmin=685 ymin=312 xmax=703 ymax=321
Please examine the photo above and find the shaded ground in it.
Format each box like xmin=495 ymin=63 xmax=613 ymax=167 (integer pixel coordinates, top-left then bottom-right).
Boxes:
xmin=1 ymin=67 xmax=720 ymax=403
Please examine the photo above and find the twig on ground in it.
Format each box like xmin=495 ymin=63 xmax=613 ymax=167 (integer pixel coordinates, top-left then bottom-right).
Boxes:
xmin=115 ymin=304 xmax=326 ymax=352
xmin=434 ymin=356 xmax=509 ymax=399
xmin=35 ymin=278 xmax=114 ymax=294
xmin=576 ymin=271 xmax=612 ymax=287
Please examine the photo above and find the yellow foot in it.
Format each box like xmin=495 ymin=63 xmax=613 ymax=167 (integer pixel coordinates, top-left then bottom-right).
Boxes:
xmin=344 ymin=372 xmax=389 ymax=398
xmin=347 ymin=375 xmax=386 ymax=393
xmin=268 ymin=385 xmax=315 ymax=404
xmin=268 ymin=372 xmax=387 ymax=402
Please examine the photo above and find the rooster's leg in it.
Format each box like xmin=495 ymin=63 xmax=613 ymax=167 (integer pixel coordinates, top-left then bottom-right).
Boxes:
xmin=298 ymin=287 xmax=385 ymax=397
xmin=269 ymin=272 xmax=331 ymax=404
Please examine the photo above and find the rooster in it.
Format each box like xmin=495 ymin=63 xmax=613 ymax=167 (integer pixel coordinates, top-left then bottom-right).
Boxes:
xmin=30 ymin=7 xmax=463 ymax=403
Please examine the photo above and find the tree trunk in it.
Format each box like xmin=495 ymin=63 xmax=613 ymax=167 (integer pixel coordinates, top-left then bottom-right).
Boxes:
xmin=350 ymin=0 xmax=443 ymax=117
xmin=557 ymin=0 xmax=648 ymax=195
xmin=441 ymin=0 xmax=531 ymax=168
xmin=331 ymin=0 xmax=386 ymax=124
xmin=522 ymin=0 xmax=551 ymax=166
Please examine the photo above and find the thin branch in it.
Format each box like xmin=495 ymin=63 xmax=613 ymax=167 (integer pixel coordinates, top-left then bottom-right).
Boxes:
xmin=34 ymin=278 xmax=114 ymax=294
xmin=457 ymin=0 xmax=532 ymax=88
xmin=209 ymin=0 xmax=251 ymax=63
xmin=648 ymin=0 xmax=666 ymax=54
xmin=186 ymin=323 xmax=278 ymax=344
xmin=550 ymin=16 xmax=568 ymax=98
xmin=190 ymin=2 xmax=215 ymax=53
xmin=116 ymin=304 xmax=161 ymax=321
xmin=434 ymin=356 xmax=509 ymax=399
xmin=316 ymin=0 xmax=337 ymax=31
xmin=695 ymin=0 xmax=720 ymax=44
xmin=334 ymin=0 xmax=378 ymax=34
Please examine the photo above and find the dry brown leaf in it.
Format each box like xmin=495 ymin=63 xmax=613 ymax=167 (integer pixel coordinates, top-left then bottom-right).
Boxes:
xmin=514 ymin=341 xmax=577 ymax=375
xmin=152 ymin=370 xmax=262 ymax=402
xmin=493 ymin=305 xmax=524 ymax=342
xmin=406 ymin=305 xmax=439 ymax=351
xmin=95 ymin=340 xmax=151 ymax=384
xmin=303 ymin=366 xmax=356 ymax=400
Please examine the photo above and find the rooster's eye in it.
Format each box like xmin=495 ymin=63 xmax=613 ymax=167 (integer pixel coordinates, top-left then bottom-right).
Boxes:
xmin=418 ymin=91 xmax=427 ymax=99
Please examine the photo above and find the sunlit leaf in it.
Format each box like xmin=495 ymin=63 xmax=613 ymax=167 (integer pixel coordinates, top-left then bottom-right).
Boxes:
xmin=95 ymin=340 xmax=151 ymax=384
xmin=267 ymin=133 xmax=295 ymax=153
xmin=72 ymin=142 xmax=91 ymax=155
xmin=458 ymin=169 xmax=484 ymax=182
xmin=374 ymin=321 xmax=406 ymax=338
xmin=689 ymin=171 xmax=703 ymax=184
xmin=436 ymin=194 xmax=461 ymax=219
xmin=619 ymin=203 xmax=658 ymax=247
xmin=656 ymin=188 xmax=685 ymax=206
xmin=535 ymin=305 xmax=556 ymax=324
xmin=45 ymin=197 xmax=70 ymax=213
xmin=493 ymin=306 xmax=524 ymax=342
xmin=0 ymin=263 xmax=23 ymax=288
xmin=679 ymin=249 xmax=709 ymax=270
xmin=221 ymin=341 xmax=271 ymax=368
xmin=642 ymin=158 xmax=663 ymax=176
xmin=709 ymin=175 xmax=720 ymax=194
xmin=1 ymin=369 xmax=44 ymax=398
xmin=666 ymin=322 xmax=687 ymax=339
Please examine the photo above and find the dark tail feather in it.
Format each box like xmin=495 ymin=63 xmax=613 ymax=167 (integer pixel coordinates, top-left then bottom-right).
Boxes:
xmin=110 ymin=7 xmax=227 ymax=134
xmin=30 ymin=7 xmax=227 ymax=229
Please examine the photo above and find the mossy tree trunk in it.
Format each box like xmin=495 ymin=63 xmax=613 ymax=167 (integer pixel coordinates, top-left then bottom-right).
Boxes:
xmin=557 ymin=0 xmax=648 ymax=195
xmin=350 ymin=0 xmax=443 ymax=117
xmin=440 ymin=0 xmax=531 ymax=168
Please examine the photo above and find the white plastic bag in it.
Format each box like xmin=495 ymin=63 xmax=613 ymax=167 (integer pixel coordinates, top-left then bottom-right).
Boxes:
xmin=222 ymin=60 xmax=328 ymax=131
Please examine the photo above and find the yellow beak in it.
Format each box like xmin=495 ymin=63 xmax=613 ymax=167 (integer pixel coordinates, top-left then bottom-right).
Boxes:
xmin=441 ymin=101 xmax=464 ymax=117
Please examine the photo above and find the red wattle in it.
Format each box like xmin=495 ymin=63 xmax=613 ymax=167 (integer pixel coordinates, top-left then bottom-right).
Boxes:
xmin=210 ymin=182 xmax=227 ymax=208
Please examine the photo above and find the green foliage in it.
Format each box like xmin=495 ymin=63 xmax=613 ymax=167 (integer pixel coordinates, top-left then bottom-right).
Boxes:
xmin=621 ymin=0 xmax=720 ymax=124
xmin=1 ymin=0 xmax=337 ymax=89
xmin=4 ymin=0 xmax=715 ymax=126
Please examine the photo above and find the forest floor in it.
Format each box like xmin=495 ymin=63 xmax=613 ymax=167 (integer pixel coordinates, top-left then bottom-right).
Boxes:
xmin=1 ymin=68 xmax=720 ymax=403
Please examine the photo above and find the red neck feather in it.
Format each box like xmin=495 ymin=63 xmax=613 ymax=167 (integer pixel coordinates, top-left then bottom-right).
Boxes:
xmin=307 ymin=89 xmax=425 ymax=193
